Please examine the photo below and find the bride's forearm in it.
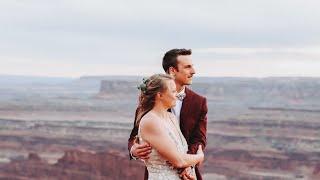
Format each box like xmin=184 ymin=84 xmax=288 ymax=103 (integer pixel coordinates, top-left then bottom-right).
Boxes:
xmin=173 ymin=153 xmax=203 ymax=168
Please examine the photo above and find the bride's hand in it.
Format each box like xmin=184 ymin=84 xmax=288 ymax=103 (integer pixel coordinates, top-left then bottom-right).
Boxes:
xmin=179 ymin=167 xmax=195 ymax=180
xmin=196 ymin=145 xmax=204 ymax=165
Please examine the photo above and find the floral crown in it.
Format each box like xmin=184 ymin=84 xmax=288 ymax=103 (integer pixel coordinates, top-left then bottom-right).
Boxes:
xmin=137 ymin=77 xmax=150 ymax=94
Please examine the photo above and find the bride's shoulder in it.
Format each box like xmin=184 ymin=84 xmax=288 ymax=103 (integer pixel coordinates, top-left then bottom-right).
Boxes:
xmin=140 ymin=112 xmax=161 ymax=128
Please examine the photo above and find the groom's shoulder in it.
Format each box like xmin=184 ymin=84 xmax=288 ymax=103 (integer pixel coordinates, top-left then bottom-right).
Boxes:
xmin=186 ymin=87 xmax=206 ymax=101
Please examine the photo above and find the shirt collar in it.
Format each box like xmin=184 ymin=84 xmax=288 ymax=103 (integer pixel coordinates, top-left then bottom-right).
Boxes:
xmin=177 ymin=87 xmax=186 ymax=95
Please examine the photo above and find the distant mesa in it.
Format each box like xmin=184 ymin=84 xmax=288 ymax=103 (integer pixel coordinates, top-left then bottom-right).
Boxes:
xmin=96 ymin=80 xmax=139 ymax=98
xmin=96 ymin=77 xmax=320 ymax=108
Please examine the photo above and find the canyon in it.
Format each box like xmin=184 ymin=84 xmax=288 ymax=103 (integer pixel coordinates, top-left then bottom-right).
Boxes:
xmin=0 ymin=76 xmax=319 ymax=179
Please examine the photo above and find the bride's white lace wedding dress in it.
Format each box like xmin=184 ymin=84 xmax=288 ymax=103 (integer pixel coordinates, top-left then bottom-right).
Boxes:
xmin=138 ymin=114 xmax=196 ymax=180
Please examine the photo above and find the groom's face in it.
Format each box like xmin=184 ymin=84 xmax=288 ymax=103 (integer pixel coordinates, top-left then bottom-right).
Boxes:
xmin=174 ymin=55 xmax=196 ymax=86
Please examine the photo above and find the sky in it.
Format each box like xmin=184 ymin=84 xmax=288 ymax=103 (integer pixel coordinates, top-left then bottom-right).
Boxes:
xmin=1 ymin=0 xmax=320 ymax=77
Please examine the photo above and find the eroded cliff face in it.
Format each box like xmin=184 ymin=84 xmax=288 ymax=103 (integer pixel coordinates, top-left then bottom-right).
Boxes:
xmin=0 ymin=149 xmax=144 ymax=180
xmin=204 ymin=148 xmax=320 ymax=179
xmin=1 ymin=147 xmax=320 ymax=180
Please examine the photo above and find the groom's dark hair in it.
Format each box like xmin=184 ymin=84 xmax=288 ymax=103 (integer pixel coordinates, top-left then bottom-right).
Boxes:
xmin=162 ymin=48 xmax=192 ymax=73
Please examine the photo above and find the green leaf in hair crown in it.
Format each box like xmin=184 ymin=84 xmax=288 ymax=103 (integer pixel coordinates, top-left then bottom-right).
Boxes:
xmin=137 ymin=77 xmax=149 ymax=93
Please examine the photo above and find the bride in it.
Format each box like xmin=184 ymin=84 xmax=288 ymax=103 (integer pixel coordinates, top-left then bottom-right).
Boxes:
xmin=135 ymin=74 xmax=204 ymax=180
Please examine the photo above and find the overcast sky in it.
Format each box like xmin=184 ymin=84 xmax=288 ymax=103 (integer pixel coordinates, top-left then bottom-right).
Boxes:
xmin=1 ymin=0 xmax=320 ymax=77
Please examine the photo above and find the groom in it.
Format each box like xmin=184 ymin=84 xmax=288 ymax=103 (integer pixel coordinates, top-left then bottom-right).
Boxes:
xmin=128 ymin=48 xmax=208 ymax=180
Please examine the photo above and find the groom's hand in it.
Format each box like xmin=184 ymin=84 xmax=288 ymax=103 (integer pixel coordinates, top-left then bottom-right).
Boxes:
xmin=131 ymin=142 xmax=152 ymax=160
xmin=196 ymin=144 xmax=204 ymax=166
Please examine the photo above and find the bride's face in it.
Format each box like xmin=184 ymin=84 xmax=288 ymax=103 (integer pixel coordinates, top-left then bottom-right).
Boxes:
xmin=160 ymin=79 xmax=177 ymax=108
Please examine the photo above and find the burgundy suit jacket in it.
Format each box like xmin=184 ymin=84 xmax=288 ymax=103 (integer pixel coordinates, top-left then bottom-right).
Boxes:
xmin=128 ymin=87 xmax=208 ymax=180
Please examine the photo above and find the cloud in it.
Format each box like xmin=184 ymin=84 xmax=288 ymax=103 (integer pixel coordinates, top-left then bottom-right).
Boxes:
xmin=194 ymin=47 xmax=320 ymax=55
xmin=0 ymin=0 xmax=320 ymax=77
xmin=194 ymin=58 xmax=320 ymax=77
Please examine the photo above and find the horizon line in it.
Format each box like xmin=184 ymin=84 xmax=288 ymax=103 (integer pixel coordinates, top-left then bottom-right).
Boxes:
xmin=1 ymin=73 xmax=320 ymax=79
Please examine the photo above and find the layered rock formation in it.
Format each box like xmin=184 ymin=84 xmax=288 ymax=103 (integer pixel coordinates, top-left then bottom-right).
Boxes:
xmin=1 ymin=76 xmax=320 ymax=179
xmin=0 ymin=149 xmax=144 ymax=180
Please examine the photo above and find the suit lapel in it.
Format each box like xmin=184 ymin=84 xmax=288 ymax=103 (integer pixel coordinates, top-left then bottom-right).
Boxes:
xmin=180 ymin=87 xmax=191 ymax=129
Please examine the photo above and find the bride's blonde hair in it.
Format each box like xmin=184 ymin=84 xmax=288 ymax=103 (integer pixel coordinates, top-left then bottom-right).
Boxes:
xmin=135 ymin=74 xmax=173 ymax=127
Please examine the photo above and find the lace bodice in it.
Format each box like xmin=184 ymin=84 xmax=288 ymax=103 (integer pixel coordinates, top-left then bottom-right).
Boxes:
xmin=138 ymin=114 xmax=196 ymax=180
